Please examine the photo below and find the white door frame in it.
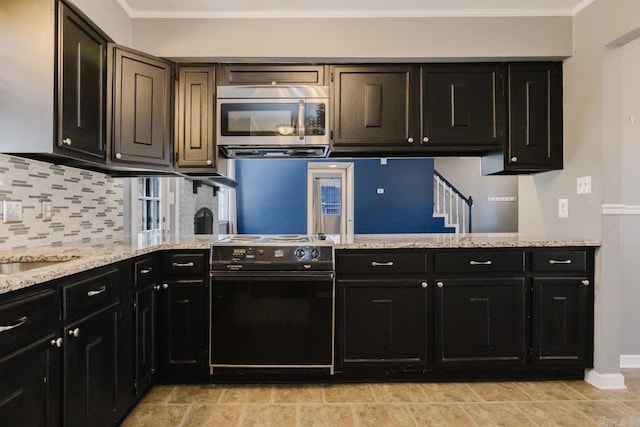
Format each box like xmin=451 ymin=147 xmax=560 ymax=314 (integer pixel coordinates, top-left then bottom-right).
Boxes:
xmin=307 ymin=162 xmax=354 ymax=236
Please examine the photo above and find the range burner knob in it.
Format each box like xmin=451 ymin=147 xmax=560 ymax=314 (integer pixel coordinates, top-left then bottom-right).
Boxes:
xmin=295 ymin=248 xmax=306 ymax=258
xmin=310 ymin=248 xmax=321 ymax=259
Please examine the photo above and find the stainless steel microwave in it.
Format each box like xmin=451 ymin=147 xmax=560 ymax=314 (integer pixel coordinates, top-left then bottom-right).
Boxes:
xmin=217 ymin=85 xmax=330 ymax=158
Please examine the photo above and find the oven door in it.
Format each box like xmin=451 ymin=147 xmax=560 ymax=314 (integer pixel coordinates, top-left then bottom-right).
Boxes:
xmin=210 ymin=271 xmax=334 ymax=372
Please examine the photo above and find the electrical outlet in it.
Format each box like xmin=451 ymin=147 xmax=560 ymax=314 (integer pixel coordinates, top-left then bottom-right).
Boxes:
xmin=42 ymin=200 xmax=52 ymax=221
xmin=377 ymin=188 xmax=385 ymax=194
xmin=558 ymin=198 xmax=569 ymax=218
xmin=577 ymin=176 xmax=592 ymax=194
xmin=2 ymin=200 xmax=23 ymax=223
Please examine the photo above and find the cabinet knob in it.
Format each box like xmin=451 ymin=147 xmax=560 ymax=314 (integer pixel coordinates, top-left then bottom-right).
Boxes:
xmin=62 ymin=137 xmax=72 ymax=146
xmin=140 ymin=268 xmax=153 ymax=275
xmin=423 ymin=137 xmax=429 ymax=143
xmin=162 ymin=283 xmax=169 ymax=289
xmin=50 ymin=337 xmax=63 ymax=348
xmin=510 ymin=156 xmax=518 ymax=163
xmin=154 ymin=285 xmax=161 ymax=290
xmin=206 ymin=159 xmax=213 ymax=166
xmin=581 ymin=280 xmax=590 ymax=286
xmin=436 ymin=282 xmax=444 ymax=288
xmin=421 ymin=281 xmax=428 ymax=289
xmin=115 ymin=153 xmax=122 ymax=159
xmin=407 ymin=137 xmax=414 ymax=144
xmin=68 ymin=328 xmax=80 ymax=338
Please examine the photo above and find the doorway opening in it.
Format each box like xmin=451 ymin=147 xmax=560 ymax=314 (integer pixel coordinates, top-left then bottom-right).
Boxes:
xmin=307 ymin=162 xmax=354 ymax=236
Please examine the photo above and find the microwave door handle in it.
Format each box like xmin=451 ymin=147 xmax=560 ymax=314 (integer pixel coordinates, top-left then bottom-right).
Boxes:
xmin=298 ymin=100 xmax=305 ymax=140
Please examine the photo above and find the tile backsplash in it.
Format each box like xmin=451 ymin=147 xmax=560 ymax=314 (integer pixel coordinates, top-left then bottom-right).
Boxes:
xmin=0 ymin=154 xmax=124 ymax=251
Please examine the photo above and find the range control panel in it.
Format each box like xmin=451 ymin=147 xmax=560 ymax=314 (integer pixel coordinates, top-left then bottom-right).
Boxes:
xmin=211 ymin=245 xmax=334 ymax=271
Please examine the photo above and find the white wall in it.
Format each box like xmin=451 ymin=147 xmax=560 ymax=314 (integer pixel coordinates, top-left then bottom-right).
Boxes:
xmin=131 ymin=16 xmax=572 ymax=61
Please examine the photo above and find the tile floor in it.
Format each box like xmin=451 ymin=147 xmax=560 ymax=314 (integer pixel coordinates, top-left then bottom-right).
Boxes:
xmin=122 ymin=370 xmax=640 ymax=426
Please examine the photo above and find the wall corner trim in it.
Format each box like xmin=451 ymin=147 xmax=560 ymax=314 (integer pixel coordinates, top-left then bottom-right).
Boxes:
xmin=602 ymin=204 xmax=640 ymax=215
xmin=584 ymin=369 xmax=627 ymax=390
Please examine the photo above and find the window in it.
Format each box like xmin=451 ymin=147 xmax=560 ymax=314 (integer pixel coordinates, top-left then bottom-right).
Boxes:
xmin=136 ymin=177 xmax=162 ymax=234
xmin=320 ymin=178 xmax=341 ymax=215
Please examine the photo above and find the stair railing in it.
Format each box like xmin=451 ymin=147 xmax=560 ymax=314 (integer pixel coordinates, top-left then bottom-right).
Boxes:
xmin=433 ymin=170 xmax=473 ymax=233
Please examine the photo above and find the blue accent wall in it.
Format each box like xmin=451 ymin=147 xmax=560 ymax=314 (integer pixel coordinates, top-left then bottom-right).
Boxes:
xmin=234 ymin=158 xmax=452 ymax=234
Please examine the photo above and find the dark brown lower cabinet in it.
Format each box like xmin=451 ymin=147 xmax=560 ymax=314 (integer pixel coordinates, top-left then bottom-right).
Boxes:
xmin=134 ymin=284 xmax=156 ymax=396
xmin=339 ymin=279 xmax=427 ymax=371
xmin=157 ymin=280 xmax=207 ymax=377
xmin=532 ymin=277 xmax=589 ymax=366
xmin=64 ymin=303 xmax=120 ymax=427
xmin=434 ymin=278 xmax=527 ymax=367
xmin=0 ymin=334 xmax=61 ymax=426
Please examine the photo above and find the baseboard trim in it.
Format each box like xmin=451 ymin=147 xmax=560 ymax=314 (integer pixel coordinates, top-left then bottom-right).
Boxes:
xmin=620 ymin=354 xmax=640 ymax=368
xmin=584 ymin=369 xmax=627 ymax=389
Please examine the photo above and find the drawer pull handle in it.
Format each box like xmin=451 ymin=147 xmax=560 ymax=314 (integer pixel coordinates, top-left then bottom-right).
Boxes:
xmin=0 ymin=316 xmax=28 ymax=333
xmin=140 ymin=268 xmax=153 ymax=274
xmin=470 ymin=260 xmax=492 ymax=265
xmin=549 ymin=259 xmax=572 ymax=265
xmin=172 ymin=262 xmax=195 ymax=268
xmin=371 ymin=261 xmax=394 ymax=267
xmin=87 ymin=286 xmax=107 ymax=297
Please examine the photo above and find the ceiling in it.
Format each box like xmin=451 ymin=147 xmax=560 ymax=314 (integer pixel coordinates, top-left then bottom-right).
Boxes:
xmin=116 ymin=0 xmax=594 ymax=19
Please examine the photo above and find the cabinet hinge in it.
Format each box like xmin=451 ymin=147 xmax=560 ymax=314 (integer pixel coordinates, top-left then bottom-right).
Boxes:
xmin=330 ymin=72 xmax=334 ymax=83
xmin=175 ymin=152 xmax=179 ymax=163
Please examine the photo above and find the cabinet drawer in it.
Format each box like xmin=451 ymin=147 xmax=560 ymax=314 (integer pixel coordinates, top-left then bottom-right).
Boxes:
xmin=0 ymin=289 xmax=59 ymax=357
xmin=337 ymin=253 xmax=427 ymax=274
xmin=135 ymin=257 xmax=157 ymax=289
xmin=63 ymin=269 xmax=120 ymax=320
xmin=162 ymin=253 xmax=207 ymax=275
xmin=532 ymin=251 xmax=587 ymax=272
xmin=434 ymin=251 xmax=525 ymax=273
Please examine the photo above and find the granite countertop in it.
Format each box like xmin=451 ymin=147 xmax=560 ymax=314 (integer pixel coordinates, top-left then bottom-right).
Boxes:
xmin=0 ymin=233 xmax=601 ymax=296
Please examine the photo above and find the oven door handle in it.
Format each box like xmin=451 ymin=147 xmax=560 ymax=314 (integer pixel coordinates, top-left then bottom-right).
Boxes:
xmin=211 ymin=271 xmax=335 ymax=281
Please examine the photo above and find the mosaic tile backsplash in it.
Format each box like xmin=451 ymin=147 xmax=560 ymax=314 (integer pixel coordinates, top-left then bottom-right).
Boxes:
xmin=0 ymin=154 xmax=124 ymax=251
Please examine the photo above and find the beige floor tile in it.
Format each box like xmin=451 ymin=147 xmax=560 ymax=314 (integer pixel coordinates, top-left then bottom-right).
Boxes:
xmin=460 ymin=402 xmax=536 ymax=427
xmin=239 ymin=404 xmax=297 ymax=427
xmin=407 ymin=403 xmax=475 ymax=426
xmin=352 ymin=404 xmax=416 ymax=427
xmin=369 ymin=383 xmax=429 ymax=402
xmin=570 ymin=400 xmax=640 ymax=425
xmin=514 ymin=381 xmax=587 ymax=401
xmin=324 ymin=383 xmax=376 ymax=403
xmin=470 ymin=382 xmax=535 ymax=402
xmin=623 ymin=376 xmax=640 ymax=397
xmin=563 ymin=380 xmax=638 ymax=400
xmin=517 ymin=402 xmax=597 ymax=426
xmin=273 ymin=384 xmax=324 ymax=403
xmin=299 ymin=404 xmax=356 ymax=427
xmin=420 ymin=382 xmax=483 ymax=402
xmin=166 ymin=384 xmax=224 ymax=403
xmin=182 ymin=404 xmax=244 ymax=427
xmin=120 ymin=403 xmax=188 ymax=427
xmin=140 ymin=385 xmax=176 ymax=404
xmin=218 ymin=384 xmax=274 ymax=404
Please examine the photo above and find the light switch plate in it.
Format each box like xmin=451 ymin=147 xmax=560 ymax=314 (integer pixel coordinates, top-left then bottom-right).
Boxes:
xmin=3 ymin=200 xmax=23 ymax=223
xmin=577 ymin=176 xmax=592 ymax=194
xmin=558 ymin=198 xmax=569 ymax=218
xmin=377 ymin=188 xmax=385 ymax=194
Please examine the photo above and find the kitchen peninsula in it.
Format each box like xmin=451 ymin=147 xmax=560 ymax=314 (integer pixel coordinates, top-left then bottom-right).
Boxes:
xmin=0 ymin=233 xmax=599 ymax=426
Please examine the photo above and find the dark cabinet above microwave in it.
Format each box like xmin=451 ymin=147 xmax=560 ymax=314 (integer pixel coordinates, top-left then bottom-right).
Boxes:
xmin=218 ymin=64 xmax=328 ymax=86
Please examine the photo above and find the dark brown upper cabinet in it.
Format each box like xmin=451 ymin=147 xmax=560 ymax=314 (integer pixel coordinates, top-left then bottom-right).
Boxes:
xmin=219 ymin=64 xmax=327 ymax=86
xmin=420 ymin=64 xmax=505 ymax=152
xmin=331 ymin=65 xmax=417 ymax=152
xmin=109 ymin=46 xmax=173 ymax=169
xmin=174 ymin=66 xmax=216 ymax=172
xmin=482 ymin=62 xmax=563 ymax=174
xmin=58 ymin=2 xmax=108 ymax=162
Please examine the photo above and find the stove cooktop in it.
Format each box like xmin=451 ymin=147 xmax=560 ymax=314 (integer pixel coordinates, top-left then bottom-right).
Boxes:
xmin=215 ymin=234 xmax=332 ymax=245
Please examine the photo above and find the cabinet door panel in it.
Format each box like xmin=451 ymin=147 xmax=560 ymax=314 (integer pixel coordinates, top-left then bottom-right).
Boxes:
xmin=340 ymin=279 xmax=426 ymax=369
xmin=435 ymin=278 xmax=526 ymax=366
xmin=58 ymin=3 xmax=106 ymax=160
xmin=113 ymin=48 xmax=172 ymax=167
xmin=422 ymin=65 xmax=504 ymax=148
xmin=0 ymin=335 xmax=61 ymax=427
xmin=507 ymin=63 xmax=562 ymax=168
xmin=532 ymin=277 xmax=587 ymax=365
xmin=135 ymin=285 xmax=155 ymax=396
xmin=176 ymin=67 xmax=216 ymax=170
xmin=333 ymin=66 xmax=415 ymax=146
xmin=65 ymin=304 xmax=119 ymax=427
